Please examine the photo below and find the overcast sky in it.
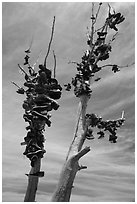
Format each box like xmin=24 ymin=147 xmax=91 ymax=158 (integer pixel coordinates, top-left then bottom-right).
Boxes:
xmin=2 ymin=2 xmax=135 ymax=202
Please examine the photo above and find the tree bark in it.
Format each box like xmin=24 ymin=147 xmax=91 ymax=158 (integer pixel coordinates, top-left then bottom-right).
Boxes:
xmin=24 ymin=158 xmax=41 ymax=202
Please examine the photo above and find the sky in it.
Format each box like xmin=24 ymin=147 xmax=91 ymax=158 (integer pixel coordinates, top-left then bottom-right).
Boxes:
xmin=2 ymin=1 xmax=135 ymax=202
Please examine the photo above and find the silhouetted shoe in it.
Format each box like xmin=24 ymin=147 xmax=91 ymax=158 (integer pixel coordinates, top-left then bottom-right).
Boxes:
xmin=109 ymin=134 xmax=117 ymax=143
xmin=31 ymin=111 xmax=51 ymax=127
xmin=31 ymin=155 xmax=38 ymax=167
xmin=86 ymin=129 xmax=94 ymax=140
xmin=23 ymin=143 xmax=43 ymax=156
xmin=38 ymin=64 xmax=52 ymax=79
xmin=24 ymin=55 xmax=30 ymax=65
xmin=22 ymin=101 xmax=30 ymax=111
xmin=24 ymin=82 xmax=35 ymax=88
xmin=64 ymin=83 xmax=71 ymax=91
xmin=47 ymin=89 xmax=62 ymax=100
xmin=25 ymin=49 xmax=31 ymax=54
xmin=38 ymin=71 xmax=48 ymax=84
xmin=25 ymin=171 xmax=44 ymax=177
xmin=16 ymin=88 xmax=25 ymax=94
xmin=97 ymin=31 xmax=107 ymax=36
xmin=32 ymin=105 xmax=51 ymax=112
xmin=20 ymin=141 xmax=27 ymax=146
xmin=97 ymin=131 xmax=105 ymax=139
xmin=23 ymin=114 xmax=33 ymax=122
xmin=51 ymin=102 xmax=59 ymax=110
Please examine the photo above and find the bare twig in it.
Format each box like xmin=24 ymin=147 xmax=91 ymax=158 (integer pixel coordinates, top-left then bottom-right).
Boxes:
xmin=25 ymin=34 xmax=34 ymax=54
xmin=78 ymin=165 xmax=87 ymax=171
xmin=100 ymin=62 xmax=135 ymax=69
xmin=118 ymin=62 xmax=135 ymax=68
xmin=68 ymin=60 xmax=79 ymax=65
xmin=32 ymin=49 xmax=42 ymax=69
xmin=94 ymin=2 xmax=102 ymax=25
xmin=44 ymin=16 xmax=56 ymax=68
xmin=11 ymin=81 xmax=21 ymax=89
xmin=108 ymin=32 xmax=118 ymax=44
xmin=18 ymin=64 xmax=29 ymax=76
xmin=90 ymin=3 xmax=95 ymax=48
xmin=53 ymin=50 xmax=56 ymax=78
xmin=93 ymin=25 xmax=105 ymax=34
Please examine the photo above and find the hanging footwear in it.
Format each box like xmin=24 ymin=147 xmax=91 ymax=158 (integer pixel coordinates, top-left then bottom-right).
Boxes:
xmin=30 ymin=155 xmax=38 ymax=167
xmin=47 ymin=89 xmax=62 ymax=100
xmin=24 ymin=81 xmax=35 ymax=88
xmin=109 ymin=134 xmax=117 ymax=143
xmin=31 ymin=111 xmax=51 ymax=127
xmin=25 ymin=171 xmax=44 ymax=177
xmin=16 ymin=88 xmax=25 ymax=94
xmin=32 ymin=104 xmax=52 ymax=112
xmin=24 ymin=143 xmax=43 ymax=156
xmin=97 ymin=131 xmax=105 ymax=139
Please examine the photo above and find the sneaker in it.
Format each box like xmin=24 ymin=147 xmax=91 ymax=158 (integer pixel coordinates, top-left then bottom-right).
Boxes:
xmin=16 ymin=88 xmax=25 ymax=94
xmin=97 ymin=32 xmax=107 ymax=36
xmin=26 ymin=125 xmax=33 ymax=131
xmin=31 ymin=111 xmax=51 ymax=127
xmin=86 ymin=134 xmax=94 ymax=140
xmin=30 ymin=155 xmax=38 ymax=167
xmin=25 ymin=144 xmax=43 ymax=157
xmin=47 ymin=89 xmax=62 ymax=100
xmin=32 ymin=105 xmax=52 ymax=112
xmin=86 ymin=129 xmax=94 ymax=140
xmin=22 ymin=102 xmax=30 ymax=111
xmin=23 ymin=114 xmax=33 ymax=122
xmin=97 ymin=131 xmax=105 ymax=139
xmin=51 ymin=102 xmax=59 ymax=110
xmin=38 ymin=71 xmax=48 ymax=85
xmin=50 ymin=78 xmax=58 ymax=85
xmin=24 ymin=55 xmax=30 ymax=65
xmin=25 ymin=171 xmax=45 ymax=177
xmin=21 ymin=141 xmax=27 ymax=146
xmin=25 ymin=49 xmax=31 ymax=54
xmin=38 ymin=65 xmax=52 ymax=79
xmin=24 ymin=82 xmax=35 ymax=88
xmin=109 ymin=134 xmax=117 ymax=143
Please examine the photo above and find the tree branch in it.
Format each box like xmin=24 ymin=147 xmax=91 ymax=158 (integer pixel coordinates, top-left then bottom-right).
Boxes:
xmin=68 ymin=60 xmax=79 ymax=65
xmin=44 ymin=16 xmax=56 ymax=68
xmin=53 ymin=50 xmax=56 ymax=78
xmin=108 ymin=32 xmax=118 ymax=45
xmin=18 ymin=64 xmax=30 ymax=78
xmin=78 ymin=165 xmax=87 ymax=171
xmin=74 ymin=146 xmax=90 ymax=160
xmin=32 ymin=49 xmax=42 ymax=69
xmin=99 ymin=62 xmax=135 ymax=69
xmin=94 ymin=2 xmax=102 ymax=25
xmin=24 ymin=158 xmax=41 ymax=202
xmin=11 ymin=81 xmax=21 ymax=89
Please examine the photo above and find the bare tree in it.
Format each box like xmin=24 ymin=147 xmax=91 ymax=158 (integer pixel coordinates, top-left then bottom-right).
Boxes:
xmin=51 ymin=3 xmax=133 ymax=202
xmin=12 ymin=16 xmax=62 ymax=202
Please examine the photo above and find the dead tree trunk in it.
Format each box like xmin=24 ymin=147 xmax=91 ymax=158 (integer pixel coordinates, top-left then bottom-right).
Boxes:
xmin=24 ymin=158 xmax=41 ymax=202
xmin=51 ymin=2 xmax=128 ymax=201
xmin=51 ymin=95 xmax=90 ymax=202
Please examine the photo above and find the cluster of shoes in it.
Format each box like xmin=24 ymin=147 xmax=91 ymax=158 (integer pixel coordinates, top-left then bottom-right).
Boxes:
xmin=65 ymin=7 xmax=125 ymax=99
xmin=85 ymin=113 xmax=125 ymax=143
xmin=16 ymin=50 xmax=62 ymax=167
xmin=112 ymin=64 xmax=120 ymax=73
xmin=65 ymin=50 xmax=102 ymax=97
xmin=107 ymin=12 xmax=125 ymax=32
